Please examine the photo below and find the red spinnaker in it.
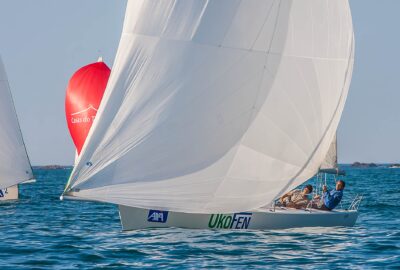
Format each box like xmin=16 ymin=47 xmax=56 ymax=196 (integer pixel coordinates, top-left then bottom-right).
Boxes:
xmin=65 ymin=61 xmax=110 ymax=154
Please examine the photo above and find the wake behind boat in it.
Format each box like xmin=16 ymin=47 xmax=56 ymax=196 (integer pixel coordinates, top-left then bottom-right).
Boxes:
xmin=62 ymin=0 xmax=358 ymax=231
xmin=0 ymin=56 xmax=34 ymax=201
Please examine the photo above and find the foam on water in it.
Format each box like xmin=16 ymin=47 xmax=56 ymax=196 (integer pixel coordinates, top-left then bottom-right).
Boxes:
xmin=0 ymin=166 xmax=399 ymax=269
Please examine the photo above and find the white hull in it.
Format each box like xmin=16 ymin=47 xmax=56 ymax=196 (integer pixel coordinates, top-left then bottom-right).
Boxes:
xmin=0 ymin=185 xmax=18 ymax=201
xmin=119 ymin=205 xmax=359 ymax=231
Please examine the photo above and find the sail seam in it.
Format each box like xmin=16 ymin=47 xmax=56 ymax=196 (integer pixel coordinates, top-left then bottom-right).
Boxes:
xmin=203 ymin=0 xmax=284 ymax=211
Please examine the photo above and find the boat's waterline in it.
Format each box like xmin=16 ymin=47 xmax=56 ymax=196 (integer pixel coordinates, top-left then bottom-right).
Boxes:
xmin=118 ymin=205 xmax=358 ymax=231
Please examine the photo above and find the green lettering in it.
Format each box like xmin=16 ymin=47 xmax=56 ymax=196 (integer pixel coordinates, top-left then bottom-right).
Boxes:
xmin=217 ymin=215 xmax=226 ymax=228
xmin=208 ymin=214 xmax=218 ymax=228
xmin=224 ymin=216 xmax=232 ymax=229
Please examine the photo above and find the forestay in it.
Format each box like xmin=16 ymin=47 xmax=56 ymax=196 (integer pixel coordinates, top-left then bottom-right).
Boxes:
xmin=0 ymin=56 xmax=33 ymax=189
xmin=64 ymin=0 xmax=355 ymax=213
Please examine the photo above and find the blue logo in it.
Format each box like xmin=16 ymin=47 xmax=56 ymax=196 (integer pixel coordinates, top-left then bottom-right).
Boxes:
xmin=0 ymin=188 xmax=7 ymax=198
xmin=147 ymin=210 xmax=169 ymax=223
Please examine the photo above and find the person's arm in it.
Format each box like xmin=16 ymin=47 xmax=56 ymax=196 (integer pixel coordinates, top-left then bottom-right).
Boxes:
xmin=293 ymin=199 xmax=308 ymax=209
xmin=322 ymin=186 xmax=331 ymax=200
xmin=280 ymin=191 xmax=293 ymax=203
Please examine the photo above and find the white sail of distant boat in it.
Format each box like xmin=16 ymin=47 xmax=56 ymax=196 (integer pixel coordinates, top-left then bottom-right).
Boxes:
xmin=0 ymin=56 xmax=34 ymax=198
xmin=320 ymin=134 xmax=338 ymax=170
xmin=63 ymin=0 xmax=359 ymax=230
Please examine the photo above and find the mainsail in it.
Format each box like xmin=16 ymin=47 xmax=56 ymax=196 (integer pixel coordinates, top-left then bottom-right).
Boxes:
xmin=0 ymin=56 xmax=33 ymax=189
xmin=64 ymin=0 xmax=355 ymax=213
xmin=320 ymin=134 xmax=338 ymax=170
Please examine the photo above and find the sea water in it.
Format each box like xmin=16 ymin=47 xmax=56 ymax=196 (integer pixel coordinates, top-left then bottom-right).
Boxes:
xmin=0 ymin=166 xmax=399 ymax=269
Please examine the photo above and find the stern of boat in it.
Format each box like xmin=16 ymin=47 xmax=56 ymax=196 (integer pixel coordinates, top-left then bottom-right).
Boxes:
xmin=0 ymin=185 xmax=18 ymax=201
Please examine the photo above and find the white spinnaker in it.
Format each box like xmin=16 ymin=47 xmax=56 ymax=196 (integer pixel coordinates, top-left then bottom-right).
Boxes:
xmin=65 ymin=0 xmax=354 ymax=213
xmin=0 ymin=56 xmax=33 ymax=189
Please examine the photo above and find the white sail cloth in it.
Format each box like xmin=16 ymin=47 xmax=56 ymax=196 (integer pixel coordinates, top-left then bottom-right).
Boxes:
xmin=0 ymin=56 xmax=33 ymax=189
xmin=320 ymin=134 xmax=338 ymax=170
xmin=65 ymin=0 xmax=354 ymax=213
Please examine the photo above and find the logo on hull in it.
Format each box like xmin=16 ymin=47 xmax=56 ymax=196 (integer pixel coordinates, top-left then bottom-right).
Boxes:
xmin=0 ymin=188 xmax=8 ymax=198
xmin=208 ymin=213 xmax=252 ymax=229
xmin=147 ymin=210 xmax=169 ymax=223
xmin=70 ymin=105 xmax=98 ymax=124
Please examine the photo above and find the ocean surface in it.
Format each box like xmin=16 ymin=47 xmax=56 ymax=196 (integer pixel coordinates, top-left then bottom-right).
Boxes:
xmin=0 ymin=166 xmax=399 ymax=269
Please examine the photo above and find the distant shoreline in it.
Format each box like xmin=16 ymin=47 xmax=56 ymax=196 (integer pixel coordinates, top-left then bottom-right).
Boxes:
xmin=31 ymin=163 xmax=400 ymax=170
xmin=348 ymin=162 xmax=400 ymax=168
xmin=32 ymin=165 xmax=73 ymax=170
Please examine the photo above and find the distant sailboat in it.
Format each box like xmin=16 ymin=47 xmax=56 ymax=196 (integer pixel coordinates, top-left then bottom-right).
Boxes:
xmin=321 ymin=135 xmax=338 ymax=171
xmin=318 ymin=134 xmax=346 ymax=175
xmin=65 ymin=58 xmax=110 ymax=162
xmin=0 ymin=56 xmax=34 ymax=201
xmin=62 ymin=0 xmax=359 ymax=230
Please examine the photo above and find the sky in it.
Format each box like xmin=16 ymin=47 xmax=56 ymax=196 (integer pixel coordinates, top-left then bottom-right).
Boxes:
xmin=0 ymin=0 xmax=398 ymax=165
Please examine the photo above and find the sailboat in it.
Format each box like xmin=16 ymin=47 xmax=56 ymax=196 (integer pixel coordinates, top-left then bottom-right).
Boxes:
xmin=0 ymin=56 xmax=34 ymax=201
xmin=62 ymin=0 xmax=360 ymax=230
